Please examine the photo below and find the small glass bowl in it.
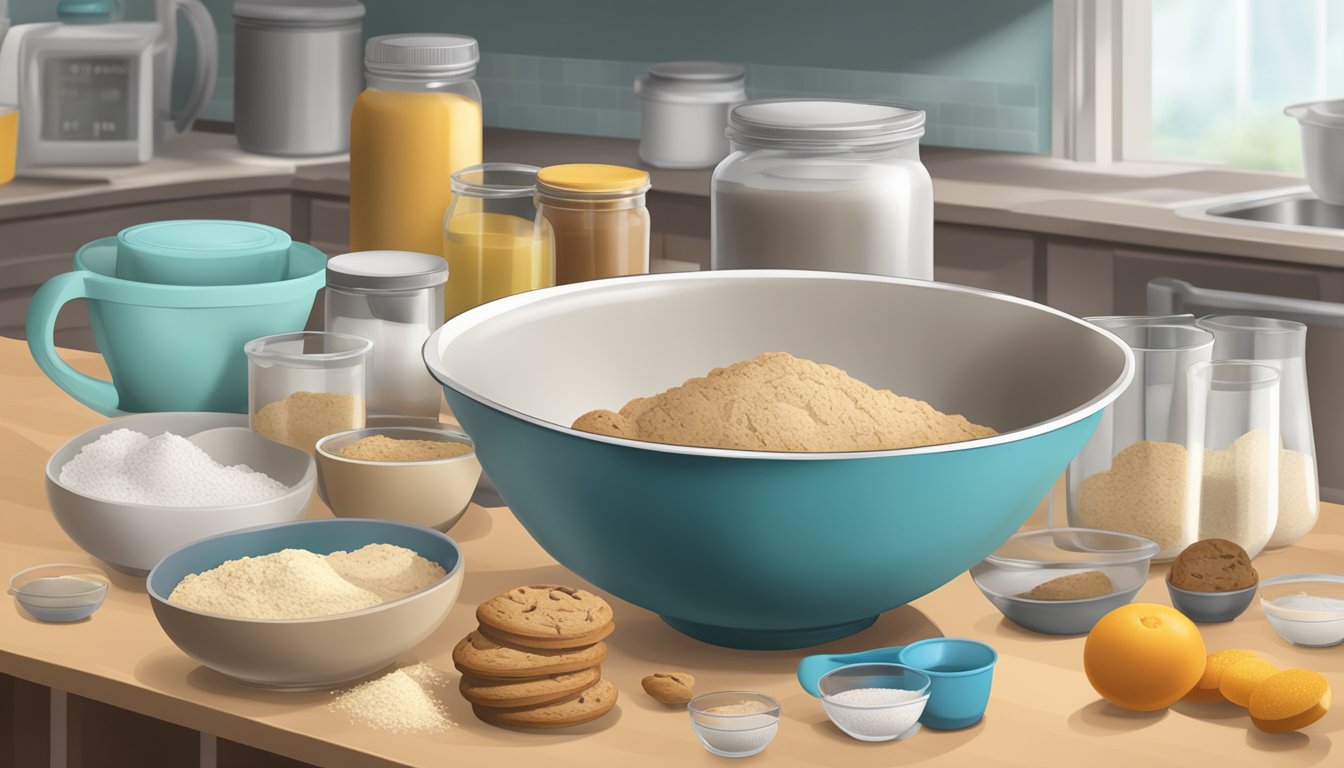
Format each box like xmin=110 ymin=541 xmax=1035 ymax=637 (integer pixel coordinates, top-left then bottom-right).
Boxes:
xmin=818 ymin=663 xmax=931 ymax=742
xmin=8 ymin=563 xmax=108 ymax=623
xmin=1259 ymin=573 xmax=1344 ymax=648
xmin=687 ymin=691 xmax=780 ymax=758
xmin=971 ymin=528 xmax=1158 ymax=635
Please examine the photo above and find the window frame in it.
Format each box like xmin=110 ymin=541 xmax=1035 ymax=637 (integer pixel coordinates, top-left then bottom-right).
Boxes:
xmin=1052 ymin=0 xmax=1152 ymax=162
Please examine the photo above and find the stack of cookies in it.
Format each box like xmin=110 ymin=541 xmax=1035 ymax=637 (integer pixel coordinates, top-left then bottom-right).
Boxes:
xmin=453 ymin=585 xmax=618 ymax=729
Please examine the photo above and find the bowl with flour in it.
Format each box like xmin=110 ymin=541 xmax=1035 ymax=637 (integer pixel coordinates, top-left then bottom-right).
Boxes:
xmin=147 ymin=518 xmax=463 ymax=688
xmin=425 ymin=270 xmax=1133 ymax=649
xmin=45 ymin=412 xmax=316 ymax=575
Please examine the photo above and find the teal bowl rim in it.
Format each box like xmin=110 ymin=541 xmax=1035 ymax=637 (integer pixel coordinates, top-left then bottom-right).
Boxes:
xmin=423 ymin=270 xmax=1136 ymax=461
xmin=145 ymin=518 xmax=464 ymax=625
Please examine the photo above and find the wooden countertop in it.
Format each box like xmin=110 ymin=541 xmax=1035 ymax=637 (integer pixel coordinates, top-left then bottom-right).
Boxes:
xmin=1 ymin=337 xmax=1340 ymax=767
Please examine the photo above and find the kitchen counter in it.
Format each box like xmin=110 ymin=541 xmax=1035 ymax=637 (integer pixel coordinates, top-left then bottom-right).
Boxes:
xmin=1 ymin=336 xmax=1340 ymax=768
xmin=2 ymin=128 xmax=1343 ymax=268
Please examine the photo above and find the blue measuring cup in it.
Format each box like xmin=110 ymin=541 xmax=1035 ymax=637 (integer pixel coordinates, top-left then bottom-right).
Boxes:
xmin=797 ymin=637 xmax=997 ymax=729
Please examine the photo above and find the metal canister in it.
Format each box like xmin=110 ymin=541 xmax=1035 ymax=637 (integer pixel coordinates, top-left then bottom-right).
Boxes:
xmin=233 ymin=0 xmax=365 ymax=156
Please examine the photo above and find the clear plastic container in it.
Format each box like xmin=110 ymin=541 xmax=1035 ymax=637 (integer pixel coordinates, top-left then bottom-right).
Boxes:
xmin=443 ymin=163 xmax=555 ymax=317
xmin=1196 ymin=315 xmax=1319 ymax=549
xmin=324 ymin=251 xmax=447 ymax=420
xmin=711 ymin=99 xmax=933 ymax=280
xmin=1185 ymin=360 xmax=1280 ymax=559
xmin=1066 ymin=320 xmax=1215 ymax=561
xmin=687 ymin=691 xmax=780 ymax=758
xmin=245 ymin=331 xmax=372 ymax=452
xmin=349 ymin=34 xmax=482 ymax=256
xmin=535 ymin=164 xmax=650 ymax=285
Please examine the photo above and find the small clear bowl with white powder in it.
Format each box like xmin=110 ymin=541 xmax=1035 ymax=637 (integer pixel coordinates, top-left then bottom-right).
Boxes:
xmin=687 ymin=692 xmax=780 ymax=758
xmin=1260 ymin=573 xmax=1344 ymax=648
xmin=818 ymin=663 xmax=931 ymax=742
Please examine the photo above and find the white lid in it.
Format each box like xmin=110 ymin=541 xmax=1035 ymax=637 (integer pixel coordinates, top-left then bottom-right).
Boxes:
xmin=365 ymin=34 xmax=479 ymax=79
xmin=327 ymin=251 xmax=448 ymax=291
xmin=636 ymin=61 xmax=746 ymax=104
xmin=1286 ymin=98 xmax=1344 ymax=128
xmin=727 ymin=99 xmax=925 ymax=147
xmin=234 ymin=0 xmax=365 ymax=24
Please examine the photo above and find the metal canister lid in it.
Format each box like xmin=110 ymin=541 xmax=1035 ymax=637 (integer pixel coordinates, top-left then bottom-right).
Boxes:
xmin=234 ymin=0 xmax=365 ymax=25
xmin=326 ymin=251 xmax=448 ymax=292
xmin=364 ymin=34 xmax=479 ymax=79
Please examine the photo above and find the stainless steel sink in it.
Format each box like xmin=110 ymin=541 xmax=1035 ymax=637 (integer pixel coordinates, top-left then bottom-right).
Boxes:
xmin=1206 ymin=190 xmax=1344 ymax=229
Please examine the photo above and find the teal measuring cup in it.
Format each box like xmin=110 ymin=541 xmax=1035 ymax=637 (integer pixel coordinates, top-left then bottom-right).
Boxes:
xmin=25 ymin=222 xmax=326 ymax=416
xmin=797 ymin=638 xmax=997 ymax=729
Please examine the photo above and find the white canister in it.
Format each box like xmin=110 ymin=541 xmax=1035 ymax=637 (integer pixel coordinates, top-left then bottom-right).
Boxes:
xmin=635 ymin=61 xmax=746 ymax=169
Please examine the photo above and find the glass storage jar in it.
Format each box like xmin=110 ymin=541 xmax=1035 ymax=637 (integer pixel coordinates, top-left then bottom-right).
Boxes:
xmin=245 ymin=331 xmax=372 ymax=452
xmin=1195 ymin=315 xmax=1319 ymax=549
xmin=324 ymin=250 xmax=447 ymax=420
xmin=1066 ymin=320 xmax=1215 ymax=561
xmin=349 ymin=34 xmax=482 ymax=256
xmin=535 ymin=164 xmax=650 ymax=284
xmin=1185 ymin=360 xmax=1280 ymax=559
xmin=443 ymin=163 xmax=555 ymax=318
xmin=711 ymin=99 xmax=933 ymax=279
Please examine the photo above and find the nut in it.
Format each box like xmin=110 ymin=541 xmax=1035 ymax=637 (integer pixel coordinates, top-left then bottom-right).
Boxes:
xmin=641 ymin=672 xmax=695 ymax=705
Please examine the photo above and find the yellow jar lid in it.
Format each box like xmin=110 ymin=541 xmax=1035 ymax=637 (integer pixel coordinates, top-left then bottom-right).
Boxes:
xmin=537 ymin=164 xmax=650 ymax=193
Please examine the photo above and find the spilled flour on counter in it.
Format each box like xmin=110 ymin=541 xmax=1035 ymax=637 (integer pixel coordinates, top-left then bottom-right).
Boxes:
xmin=167 ymin=544 xmax=446 ymax=619
xmin=330 ymin=663 xmax=456 ymax=734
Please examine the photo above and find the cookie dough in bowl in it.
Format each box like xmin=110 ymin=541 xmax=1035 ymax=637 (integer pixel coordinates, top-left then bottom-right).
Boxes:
xmin=425 ymin=270 xmax=1133 ymax=649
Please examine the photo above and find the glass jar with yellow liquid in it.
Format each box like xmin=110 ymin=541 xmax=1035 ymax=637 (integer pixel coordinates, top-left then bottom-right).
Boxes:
xmin=443 ymin=163 xmax=556 ymax=318
xmin=350 ymin=34 xmax=483 ymax=256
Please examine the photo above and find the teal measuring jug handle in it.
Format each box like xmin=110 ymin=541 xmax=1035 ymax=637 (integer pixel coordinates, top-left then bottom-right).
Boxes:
xmin=25 ymin=271 xmax=122 ymax=416
xmin=797 ymin=645 xmax=910 ymax=697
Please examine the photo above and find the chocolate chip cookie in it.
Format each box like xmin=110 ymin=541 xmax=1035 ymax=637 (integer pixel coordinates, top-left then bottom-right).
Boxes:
xmin=476 ymin=585 xmax=615 ymax=649
xmin=451 ymin=630 xmax=607 ymax=679
xmin=460 ymin=666 xmax=602 ymax=709
xmin=472 ymin=678 xmax=618 ymax=730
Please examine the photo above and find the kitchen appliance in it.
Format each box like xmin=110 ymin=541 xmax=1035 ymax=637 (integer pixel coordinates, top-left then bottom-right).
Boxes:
xmin=424 ymin=270 xmax=1132 ymax=649
xmin=233 ymin=0 xmax=364 ymax=156
xmin=25 ymin=220 xmax=326 ymax=416
xmin=0 ymin=0 xmax=216 ymax=167
xmin=635 ymin=61 xmax=745 ymax=169
xmin=711 ymin=99 xmax=934 ymax=280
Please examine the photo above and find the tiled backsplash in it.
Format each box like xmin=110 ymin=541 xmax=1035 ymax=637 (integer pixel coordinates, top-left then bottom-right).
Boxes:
xmin=476 ymin=54 xmax=1044 ymax=154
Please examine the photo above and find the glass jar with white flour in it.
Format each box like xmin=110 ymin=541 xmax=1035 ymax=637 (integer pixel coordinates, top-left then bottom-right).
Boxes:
xmin=711 ymin=99 xmax=933 ymax=280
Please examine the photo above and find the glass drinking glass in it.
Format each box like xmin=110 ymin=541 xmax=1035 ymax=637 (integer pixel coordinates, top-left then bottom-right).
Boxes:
xmin=1185 ymin=361 xmax=1280 ymax=559
xmin=1066 ymin=319 xmax=1215 ymax=561
xmin=1196 ymin=315 xmax=1319 ymax=549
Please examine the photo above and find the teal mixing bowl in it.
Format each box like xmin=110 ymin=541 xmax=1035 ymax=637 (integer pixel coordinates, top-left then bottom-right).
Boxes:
xmin=424 ymin=271 xmax=1133 ymax=649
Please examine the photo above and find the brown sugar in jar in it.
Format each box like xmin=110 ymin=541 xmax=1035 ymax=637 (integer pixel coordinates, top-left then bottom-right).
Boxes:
xmin=535 ymin=164 xmax=650 ymax=284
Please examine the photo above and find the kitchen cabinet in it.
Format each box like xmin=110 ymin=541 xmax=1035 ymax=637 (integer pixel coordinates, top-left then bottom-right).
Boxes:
xmin=933 ymin=223 xmax=1041 ymax=300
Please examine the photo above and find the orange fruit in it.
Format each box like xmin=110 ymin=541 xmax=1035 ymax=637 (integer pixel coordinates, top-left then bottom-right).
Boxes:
xmin=1083 ymin=603 xmax=1206 ymax=711
xmin=1219 ymin=657 xmax=1279 ymax=708
xmin=1185 ymin=649 xmax=1261 ymax=703
xmin=1249 ymin=670 xmax=1331 ymax=733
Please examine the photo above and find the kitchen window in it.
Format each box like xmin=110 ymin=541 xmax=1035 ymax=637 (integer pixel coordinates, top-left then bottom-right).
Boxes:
xmin=1054 ymin=0 xmax=1343 ymax=169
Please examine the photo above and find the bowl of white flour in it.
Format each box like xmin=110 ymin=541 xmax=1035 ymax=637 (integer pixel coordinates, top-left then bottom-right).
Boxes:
xmin=147 ymin=518 xmax=464 ymax=688
xmin=45 ymin=412 xmax=316 ymax=575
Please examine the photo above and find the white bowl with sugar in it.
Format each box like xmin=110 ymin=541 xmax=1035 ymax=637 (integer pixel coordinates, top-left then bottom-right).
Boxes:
xmin=45 ymin=412 xmax=315 ymax=575
xmin=817 ymin=663 xmax=931 ymax=742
